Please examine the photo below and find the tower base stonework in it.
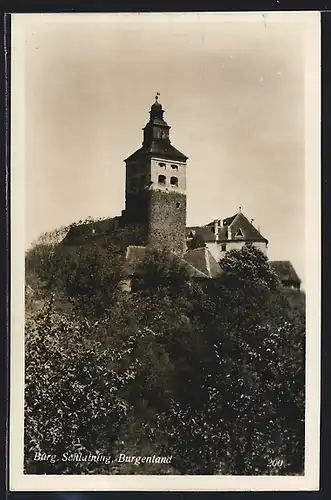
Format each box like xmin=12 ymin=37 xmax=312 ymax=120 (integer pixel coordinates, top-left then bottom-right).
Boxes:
xmin=148 ymin=190 xmax=186 ymax=255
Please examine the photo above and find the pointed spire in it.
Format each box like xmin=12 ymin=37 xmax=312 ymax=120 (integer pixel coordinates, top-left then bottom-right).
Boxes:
xmin=149 ymin=92 xmax=164 ymax=120
xmin=153 ymin=92 xmax=161 ymax=107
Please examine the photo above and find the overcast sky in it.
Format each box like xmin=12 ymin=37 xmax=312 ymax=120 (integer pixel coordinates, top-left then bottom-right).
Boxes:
xmin=13 ymin=12 xmax=320 ymax=285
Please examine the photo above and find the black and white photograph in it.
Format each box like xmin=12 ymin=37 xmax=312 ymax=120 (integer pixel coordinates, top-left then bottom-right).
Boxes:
xmin=10 ymin=11 xmax=320 ymax=491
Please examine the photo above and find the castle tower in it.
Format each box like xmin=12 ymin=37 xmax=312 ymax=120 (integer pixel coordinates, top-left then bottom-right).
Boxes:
xmin=123 ymin=95 xmax=188 ymax=254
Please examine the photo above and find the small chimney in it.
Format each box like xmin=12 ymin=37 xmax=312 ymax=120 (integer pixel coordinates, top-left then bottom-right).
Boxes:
xmin=214 ymin=219 xmax=220 ymax=242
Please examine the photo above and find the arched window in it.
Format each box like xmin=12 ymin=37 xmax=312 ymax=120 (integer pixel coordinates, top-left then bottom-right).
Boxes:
xmin=171 ymin=164 xmax=178 ymax=170
xmin=158 ymin=174 xmax=166 ymax=185
xmin=170 ymin=176 xmax=178 ymax=187
xmin=158 ymin=162 xmax=166 ymax=168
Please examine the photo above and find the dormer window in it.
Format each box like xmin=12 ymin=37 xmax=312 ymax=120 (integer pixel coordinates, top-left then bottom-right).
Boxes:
xmin=234 ymin=228 xmax=244 ymax=238
xmin=170 ymin=176 xmax=178 ymax=187
xmin=158 ymin=174 xmax=166 ymax=185
xmin=171 ymin=164 xmax=178 ymax=170
xmin=159 ymin=162 xmax=166 ymax=168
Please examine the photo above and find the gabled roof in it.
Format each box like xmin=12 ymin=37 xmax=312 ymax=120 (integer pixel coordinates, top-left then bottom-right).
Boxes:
xmin=124 ymin=245 xmax=219 ymax=280
xmin=269 ymin=261 xmax=301 ymax=284
xmin=222 ymin=214 xmax=237 ymax=226
xmin=186 ymin=226 xmax=215 ymax=243
xmin=224 ymin=212 xmax=268 ymax=243
xmin=192 ymin=212 xmax=268 ymax=244
xmin=182 ymin=247 xmax=222 ymax=279
xmin=125 ymin=141 xmax=188 ymax=163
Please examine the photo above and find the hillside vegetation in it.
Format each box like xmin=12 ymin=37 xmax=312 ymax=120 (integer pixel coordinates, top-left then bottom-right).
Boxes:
xmin=24 ymin=224 xmax=305 ymax=475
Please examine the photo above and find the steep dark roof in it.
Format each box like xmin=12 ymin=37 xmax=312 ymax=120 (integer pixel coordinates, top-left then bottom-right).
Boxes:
xmin=125 ymin=141 xmax=188 ymax=163
xmin=222 ymin=214 xmax=237 ymax=226
xmin=124 ymin=245 xmax=219 ymax=280
xmin=269 ymin=261 xmax=301 ymax=284
xmin=225 ymin=212 xmax=268 ymax=243
xmin=183 ymin=247 xmax=222 ymax=279
xmin=194 ymin=212 xmax=268 ymax=244
xmin=186 ymin=226 xmax=215 ymax=243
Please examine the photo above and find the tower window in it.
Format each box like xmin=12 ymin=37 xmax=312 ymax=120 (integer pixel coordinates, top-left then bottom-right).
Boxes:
xmin=158 ymin=174 xmax=166 ymax=185
xmin=176 ymin=202 xmax=181 ymax=208
xmin=158 ymin=162 xmax=166 ymax=168
xmin=170 ymin=176 xmax=178 ymax=187
xmin=171 ymin=164 xmax=178 ymax=170
xmin=221 ymin=244 xmax=227 ymax=252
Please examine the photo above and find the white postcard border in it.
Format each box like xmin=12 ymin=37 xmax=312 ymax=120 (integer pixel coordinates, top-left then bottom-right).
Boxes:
xmin=9 ymin=11 xmax=321 ymax=492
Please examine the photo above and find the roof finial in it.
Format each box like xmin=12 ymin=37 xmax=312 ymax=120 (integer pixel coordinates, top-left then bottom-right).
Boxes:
xmin=149 ymin=92 xmax=164 ymax=120
xmin=239 ymin=206 xmax=242 ymax=213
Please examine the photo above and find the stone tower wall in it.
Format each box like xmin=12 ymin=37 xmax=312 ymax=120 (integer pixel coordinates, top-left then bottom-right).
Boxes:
xmin=147 ymin=190 xmax=187 ymax=255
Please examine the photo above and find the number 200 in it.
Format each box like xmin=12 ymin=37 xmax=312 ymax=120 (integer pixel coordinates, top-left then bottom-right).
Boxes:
xmin=267 ymin=458 xmax=284 ymax=468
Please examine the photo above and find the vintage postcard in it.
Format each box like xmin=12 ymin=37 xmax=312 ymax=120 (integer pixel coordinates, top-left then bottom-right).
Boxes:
xmin=10 ymin=11 xmax=320 ymax=491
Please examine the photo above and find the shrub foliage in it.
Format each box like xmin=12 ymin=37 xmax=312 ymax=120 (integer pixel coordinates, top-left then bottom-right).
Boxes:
xmin=24 ymin=225 xmax=305 ymax=475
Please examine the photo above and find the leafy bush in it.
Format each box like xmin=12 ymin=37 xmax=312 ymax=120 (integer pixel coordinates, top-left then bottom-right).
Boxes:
xmin=24 ymin=230 xmax=305 ymax=475
xmin=24 ymin=297 xmax=136 ymax=474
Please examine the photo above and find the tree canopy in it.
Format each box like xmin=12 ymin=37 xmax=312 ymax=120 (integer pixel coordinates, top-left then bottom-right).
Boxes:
xmin=24 ymin=228 xmax=305 ymax=475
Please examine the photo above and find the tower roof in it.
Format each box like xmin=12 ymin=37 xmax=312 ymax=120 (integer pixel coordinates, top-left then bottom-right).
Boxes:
xmin=149 ymin=93 xmax=164 ymax=120
xmin=125 ymin=143 xmax=188 ymax=162
xmin=124 ymin=94 xmax=188 ymax=162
